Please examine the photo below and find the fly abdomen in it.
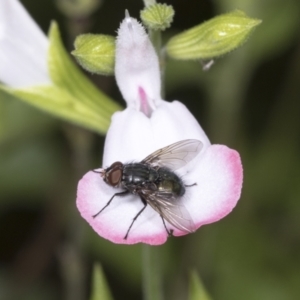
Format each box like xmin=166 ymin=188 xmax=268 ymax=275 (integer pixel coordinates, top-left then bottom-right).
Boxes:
xmin=157 ymin=168 xmax=185 ymax=197
xmin=122 ymin=163 xmax=158 ymax=186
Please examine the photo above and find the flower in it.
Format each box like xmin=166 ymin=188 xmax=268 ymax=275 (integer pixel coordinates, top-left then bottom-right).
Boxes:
xmin=0 ymin=0 xmax=119 ymax=134
xmin=76 ymin=13 xmax=243 ymax=245
xmin=0 ymin=0 xmax=50 ymax=87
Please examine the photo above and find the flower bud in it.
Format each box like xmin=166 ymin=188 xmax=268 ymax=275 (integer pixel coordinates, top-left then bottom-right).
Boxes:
xmin=140 ymin=3 xmax=174 ymax=31
xmin=72 ymin=34 xmax=115 ymax=75
xmin=166 ymin=10 xmax=262 ymax=60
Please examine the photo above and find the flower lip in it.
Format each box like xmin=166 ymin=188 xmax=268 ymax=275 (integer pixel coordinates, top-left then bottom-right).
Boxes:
xmin=82 ymin=139 xmax=204 ymax=241
xmin=77 ymin=141 xmax=243 ymax=245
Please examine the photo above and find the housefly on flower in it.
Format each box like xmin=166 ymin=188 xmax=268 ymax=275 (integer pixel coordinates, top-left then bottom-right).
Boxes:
xmin=93 ymin=139 xmax=203 ymax=240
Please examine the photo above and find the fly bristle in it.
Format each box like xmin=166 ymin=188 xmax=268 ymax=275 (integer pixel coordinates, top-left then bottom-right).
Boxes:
xmin=92 ymin=168 xmax=106 ymax=178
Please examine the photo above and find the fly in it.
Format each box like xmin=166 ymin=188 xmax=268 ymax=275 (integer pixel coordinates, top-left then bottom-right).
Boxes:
xmin=93 ymin=139 xmax=203 ymax=240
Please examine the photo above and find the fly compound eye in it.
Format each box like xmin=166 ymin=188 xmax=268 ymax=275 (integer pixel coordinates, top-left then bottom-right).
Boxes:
xmin=106 ymin=161 xmax=123 ymax=186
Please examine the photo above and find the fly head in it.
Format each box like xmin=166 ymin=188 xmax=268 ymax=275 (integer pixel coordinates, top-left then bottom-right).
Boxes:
xmin=103 ymin=161 xmax=123 ymax=187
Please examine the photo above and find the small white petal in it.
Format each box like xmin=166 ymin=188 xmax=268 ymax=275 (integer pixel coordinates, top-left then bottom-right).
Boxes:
xmin=115 ymin=13 xmax=161 ymax=112
xmin=103 ymin=100 xmax=211 ymax=168
xmin=0 ymin=0 xmax=51 ymax=87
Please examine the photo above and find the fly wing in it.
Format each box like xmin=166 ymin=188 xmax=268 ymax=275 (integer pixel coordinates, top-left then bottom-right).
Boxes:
xmin=145 ymin=192 xmax=195 ymax=233
xmin=141 ymin=139 xmax=203 ymax=171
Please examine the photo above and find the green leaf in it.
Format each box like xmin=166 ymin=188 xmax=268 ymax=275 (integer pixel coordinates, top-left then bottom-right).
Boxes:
xmin=72 ymin=34 xmax=115 ymax=75
xmin=140 ymin=3 xmax=175 ymax=31
xmin=90 ymin=264 xmax=113 ymax=300
xmin=188 ymin=270 xmax=212 ymax=300
xmin=166 ymin=10 xmax=261 ymax=60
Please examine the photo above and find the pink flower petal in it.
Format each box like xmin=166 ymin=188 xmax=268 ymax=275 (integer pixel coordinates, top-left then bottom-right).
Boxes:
xmin=77 ymin=170 xmax=169 ymax=245
xmin=76 ymin=144 xmax=243 ymax=245
xmin=171 ymin=144 xmax=243 ymax=235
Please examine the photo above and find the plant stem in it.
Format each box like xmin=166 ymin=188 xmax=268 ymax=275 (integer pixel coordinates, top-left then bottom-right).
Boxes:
xmin=142 ymin=3 xmax=165 ymax=299
xmin=60 ymin=126 xmax=94 ymax=300
xmin=142 ymin=245 xmax=164 ymax=300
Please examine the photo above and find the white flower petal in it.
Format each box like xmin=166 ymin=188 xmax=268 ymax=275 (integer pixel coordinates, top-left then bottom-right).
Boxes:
xmin=115 ymin=13 xmax=161 ymax=112
xmin=176 ymin=145 xmax=243 ymax=235
xmin=77 ymin=101 xmax=220 ymax=244
xmin=77 ymin=171 xmax=169 ymax=245
xmin=76 ymin=143 xmax=242 ymax=245
xmin=0 ymin=0 xmax=50 ymax=87
xmin=103 ymin=100 xmax=211 ymax=167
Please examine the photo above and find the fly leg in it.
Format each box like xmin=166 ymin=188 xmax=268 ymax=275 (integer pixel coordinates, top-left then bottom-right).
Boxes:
xmin=161 ymin=216 xmax=174 ymax=237
xmin=93 ymin=190 xmax=129 ymax=218
xmin=185 ymin=183 xmax=197 ymax=187
xmin=124 ymin=197 xmax=147 ymax=240
xmin=92 ymin=169 xmax=101 ymax=173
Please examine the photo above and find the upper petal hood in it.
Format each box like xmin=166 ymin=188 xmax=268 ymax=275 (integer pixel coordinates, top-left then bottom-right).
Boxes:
xmin=115 ymin=12 xmax=161 ymax=114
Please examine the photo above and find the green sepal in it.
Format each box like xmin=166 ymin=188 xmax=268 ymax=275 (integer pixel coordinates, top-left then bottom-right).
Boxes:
xmin=140 ymin=3 xmax=174 ymax=31
xmin=166 ymin=10 xmax=262 ymax=60
xmin=72 ymin=34 xmax=115 ymax=75
xmin=90 ymin=264 xmax=113 ymax=300
xmin=3 ymin=86 xmax=112 ymax=134
xmin=0 ymin=22 xmax=121 ymax=135
xmin=188 ymin=270 xmax=212 ymax=300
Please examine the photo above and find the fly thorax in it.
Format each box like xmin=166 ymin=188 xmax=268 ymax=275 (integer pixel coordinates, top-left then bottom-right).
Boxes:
xmin=122 ymin=163 xmax=159 ymax=186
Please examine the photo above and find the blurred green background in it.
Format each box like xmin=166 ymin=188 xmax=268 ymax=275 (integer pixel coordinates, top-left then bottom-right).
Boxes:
xmin=1 ymin=0 xmax=300 ymax=299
